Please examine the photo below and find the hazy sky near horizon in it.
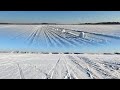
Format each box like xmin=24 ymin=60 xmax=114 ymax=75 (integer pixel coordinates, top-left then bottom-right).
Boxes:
xmin=0 ymin=11 xmax=120 ymax=24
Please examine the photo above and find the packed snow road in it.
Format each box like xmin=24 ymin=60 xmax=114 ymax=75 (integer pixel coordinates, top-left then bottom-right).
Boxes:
xmin=0 ymin=53 xmax=120 ymax=79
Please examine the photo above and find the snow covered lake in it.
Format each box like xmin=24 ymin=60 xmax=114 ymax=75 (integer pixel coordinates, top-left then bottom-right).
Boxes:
xmin=0 ymin=53 xmax=120 ymax=79
xmin=0 ymin=25 xmax=120 ymax=79
xmin=0 ymin=25 xmax=120 ymax=53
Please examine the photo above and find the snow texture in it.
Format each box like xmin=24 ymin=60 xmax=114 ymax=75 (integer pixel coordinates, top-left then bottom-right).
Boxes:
xmin=0 ymin=25 xmax=120 ymax=52
xmin=0 ymin=53 xmax=120 ymax=79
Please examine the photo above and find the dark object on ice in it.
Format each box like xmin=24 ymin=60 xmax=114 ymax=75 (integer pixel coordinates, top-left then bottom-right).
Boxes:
xmin=52 ymin=52 xmax=59 ymax=54
xmin=64 ymin=52 xmax=70 ymax=54
xmin=42 ymin=52 xmax=49 ymax=54
xmin=114 ymin=52 xmax=120 ymax=55
xmin=103 ymin=53 xmax=113 ymax=55
xmin=74 ymin=53 xmax=83 ymax=54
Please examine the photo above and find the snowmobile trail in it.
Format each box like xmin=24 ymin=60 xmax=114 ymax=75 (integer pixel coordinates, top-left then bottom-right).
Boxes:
xmin=0 ymin=54 xmax=120 ymax=79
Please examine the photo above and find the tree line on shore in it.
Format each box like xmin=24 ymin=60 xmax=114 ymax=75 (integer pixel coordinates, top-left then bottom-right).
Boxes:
xmin=0 ymin=51 xmax=120 ymax=54
xmin=0 ymin=22 xmax=120 ymax=25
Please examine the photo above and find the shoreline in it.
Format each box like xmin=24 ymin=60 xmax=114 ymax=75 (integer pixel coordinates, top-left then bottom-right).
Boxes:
xmin=1 ymin=23 xmax=120 ymax=25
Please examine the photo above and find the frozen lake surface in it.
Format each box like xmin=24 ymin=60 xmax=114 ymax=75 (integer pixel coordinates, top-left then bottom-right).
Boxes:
xmin=0 ymin=25 xmax=120 ymax=53
xmin=0 ymin=25 xmax=120 ymax=79
xmin=0 ymin=53 xmax=120 ymax=79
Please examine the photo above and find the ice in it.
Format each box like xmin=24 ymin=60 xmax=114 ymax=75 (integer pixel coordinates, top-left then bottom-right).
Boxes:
xmin=0 ymin=25 xmax=120 ymax=53
xmin=0 ymin=25 xmax=120 ymax=79
xmin=0 ymin=53 xmax=120 ymax=79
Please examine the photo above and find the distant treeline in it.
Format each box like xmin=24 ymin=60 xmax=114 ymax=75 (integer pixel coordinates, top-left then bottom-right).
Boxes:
xmin=0 ymin=22 xmax=120 ymax=25
xmin=0 ymin=51 xmax=120 ymax=55
xmin=82 ymin=22 xmax=120 ymax=25
xmin=0 ymin=23 xmax=57 ymax=25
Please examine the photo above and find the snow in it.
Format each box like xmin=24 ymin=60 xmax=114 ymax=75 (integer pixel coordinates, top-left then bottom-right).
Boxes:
xmin=0 ymin=25 xmax=120 ymax=79
xmin=0 ymin=53 xmax=120 ymax=79
xmin=0 ymin=25 xmax=120 ymax=53
xmin=52 ymin=25 xmax=120 ymax=37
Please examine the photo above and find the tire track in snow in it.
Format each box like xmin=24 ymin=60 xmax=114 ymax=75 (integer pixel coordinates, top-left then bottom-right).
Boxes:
xmin=47 ymin=57 xmax=61 ymax=79
xmin=47 ymin=54 xmax=72 ymax=79
xmin=17 ymin=63 xmax=25 ymax=79
xmin=67 ymin=55 xmax=100 ymax=79
xmin=62 ymin=54 xmax=79 ymax=79
xmin=77 ymin=56 xmax=118 ymax=79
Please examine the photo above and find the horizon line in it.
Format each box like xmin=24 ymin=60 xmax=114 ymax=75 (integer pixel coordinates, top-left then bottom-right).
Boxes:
xmin=0 ymin=22 xmax=120 ymax=25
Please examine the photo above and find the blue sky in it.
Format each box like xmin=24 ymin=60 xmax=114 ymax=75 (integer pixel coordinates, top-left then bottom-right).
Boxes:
xmin=0 ymin=11 xmax=120 ymax=24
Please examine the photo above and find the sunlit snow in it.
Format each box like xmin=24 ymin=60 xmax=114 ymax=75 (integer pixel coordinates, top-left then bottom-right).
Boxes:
xmin=0 ymin=25 xmax=120 ymax=79
xmin=0 ymin=25 xmax=120 ymax=53
xmin=0 ymin=53 xmax=120 ymax=79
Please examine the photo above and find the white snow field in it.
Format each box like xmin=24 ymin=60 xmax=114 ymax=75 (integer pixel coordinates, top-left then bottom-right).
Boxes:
xmin=0 ymin=25 xmax=120 ymax=79
xmin=0 ymin=53 xmax=120 ymax=79
xmin=0 ymin=25 xmax=120 ymax=52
